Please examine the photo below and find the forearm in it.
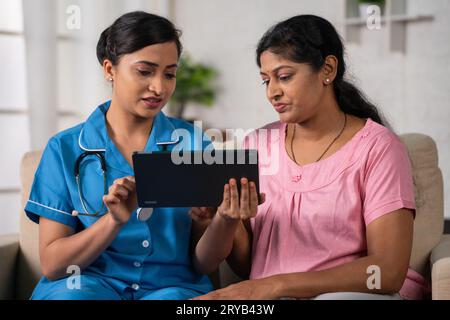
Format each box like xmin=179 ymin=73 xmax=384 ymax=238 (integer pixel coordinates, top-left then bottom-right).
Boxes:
xmin=268 ymin=255 xmax=408 ymax=299
xmin=226 ymin=221 xmax=252 ymax=279
xmin=41 ymin=214 xmax=123 ymax=280
xmin=191 ymin=218 xmax=212 ymax=252
xmin=193 ymin=214 xmax=240 ymax=274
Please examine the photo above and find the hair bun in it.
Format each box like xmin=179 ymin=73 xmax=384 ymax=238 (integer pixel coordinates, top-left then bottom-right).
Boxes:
xmin=96 ymin=11 xmax=182 ymax=66
xmin=96 ymin=27 xmax=110 ymax=65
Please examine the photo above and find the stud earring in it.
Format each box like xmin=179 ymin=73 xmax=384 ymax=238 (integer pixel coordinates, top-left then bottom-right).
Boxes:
xmin=109 ymin=77 xmax=113 ymax=82
xmin=325 ymin=78 xmax=330 ymax=83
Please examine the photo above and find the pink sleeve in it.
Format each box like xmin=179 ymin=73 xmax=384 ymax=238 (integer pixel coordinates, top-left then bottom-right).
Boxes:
xmin=362 ymin=136 xmax=416 ymax=226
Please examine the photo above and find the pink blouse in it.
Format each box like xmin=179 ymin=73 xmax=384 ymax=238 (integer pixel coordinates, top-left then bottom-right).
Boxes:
xmin=244 ymin=118 xmax=430 ymax=300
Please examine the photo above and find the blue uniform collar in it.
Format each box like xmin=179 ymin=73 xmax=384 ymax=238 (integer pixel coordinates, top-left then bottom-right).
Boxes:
xmin=79 ymin=101 xmax=180 ymax=151
xmin=78 ymin=101 xmax=180 ymax=173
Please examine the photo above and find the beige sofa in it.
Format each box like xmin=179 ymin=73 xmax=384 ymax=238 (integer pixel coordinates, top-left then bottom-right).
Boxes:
xmin=1 ymin=133 xmax=450 ymax=300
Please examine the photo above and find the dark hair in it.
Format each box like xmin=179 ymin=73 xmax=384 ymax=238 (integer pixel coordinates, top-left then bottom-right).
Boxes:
xmin=96 ymin=11 xmax=182 ymax=66
xmin=256 ymin=15 xmax=386 ymax=126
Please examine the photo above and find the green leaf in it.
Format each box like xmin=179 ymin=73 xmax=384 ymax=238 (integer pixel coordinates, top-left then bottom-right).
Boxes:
xmin=172 ymin=55 xmax=218 ymax=111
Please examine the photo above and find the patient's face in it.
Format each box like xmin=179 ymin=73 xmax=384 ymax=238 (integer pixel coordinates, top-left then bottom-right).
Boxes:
xmin=259 ymin=50 xmax=326 ymax=124
xmin=107 ymin=41 xmax=179 ymax=119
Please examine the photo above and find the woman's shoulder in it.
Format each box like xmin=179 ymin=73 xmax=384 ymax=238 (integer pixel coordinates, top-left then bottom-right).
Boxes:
xmin=47 ymin=122 xmax=85 ymax=149
xmin=164 ymin=115 xmax=212 ymax=149
xmin=35 ymin=123 xmax=86 ymax=168
xmin=260 ymin=120 xmax=283 ymax=131
xmin=362 ymin=119 xmax=406 ymax=153
xmin=348 ymin=118 xmax=411 ymax=175
xmin=165 ymin=115 xmax=191 ymax=127
xmin=246 ymin=120 xmax=283 ymax=139
xmin=165 ymin=115 xmax=200 ymax=133
xmin=242 ymin=121 xmax=283 ymax=149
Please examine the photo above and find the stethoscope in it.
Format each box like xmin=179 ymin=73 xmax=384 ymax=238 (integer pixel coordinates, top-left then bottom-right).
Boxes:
xmin=71 ymin=150 xmax=153 ymax=222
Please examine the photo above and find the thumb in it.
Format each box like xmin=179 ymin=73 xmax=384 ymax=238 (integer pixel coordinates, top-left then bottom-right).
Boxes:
xmin=103 ymin=195 xmax=109 ymax=205
xmin=259 ymin=193 xmax=266 ymax=205
xmin=103 ymin=195 xmax=111 ymax=211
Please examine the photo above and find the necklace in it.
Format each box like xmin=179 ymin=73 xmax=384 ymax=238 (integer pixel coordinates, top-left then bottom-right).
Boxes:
xmin=290 ymin=113 xmax=347 ymax=164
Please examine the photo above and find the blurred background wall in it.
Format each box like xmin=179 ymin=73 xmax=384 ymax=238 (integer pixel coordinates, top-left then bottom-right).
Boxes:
xmin=1 ymin=0 xmax=449 ymax=235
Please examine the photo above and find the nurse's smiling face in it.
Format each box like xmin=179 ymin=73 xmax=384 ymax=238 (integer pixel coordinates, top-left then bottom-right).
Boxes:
xmin=104 ymin=41 xmax=179 ymax=119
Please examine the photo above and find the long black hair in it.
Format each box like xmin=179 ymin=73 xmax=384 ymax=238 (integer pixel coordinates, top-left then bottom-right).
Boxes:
xmin=256 ymin=15 xmax=386 ymax=126
xmin=96 ymin=11 xmax=182 ymax=66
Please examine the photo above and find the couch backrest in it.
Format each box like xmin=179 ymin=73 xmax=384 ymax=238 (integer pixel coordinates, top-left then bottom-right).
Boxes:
xmin=18 ymin=134 xmax=444 ymax=295
xmin=18 ymin=151 xmax=42 ymax=299
xmin=400 ymin=134 xmax=444 ymax=278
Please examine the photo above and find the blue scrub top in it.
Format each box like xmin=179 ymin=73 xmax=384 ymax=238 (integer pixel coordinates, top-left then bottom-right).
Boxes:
xmin=25 ymin=101 xmax=213 ymax=295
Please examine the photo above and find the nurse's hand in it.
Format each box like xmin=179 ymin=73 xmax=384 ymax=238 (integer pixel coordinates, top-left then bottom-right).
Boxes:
xmin=217 ymin=178 xmax=265 ymax=221
xmin=103 ymin=176 xmax=137 ymax=226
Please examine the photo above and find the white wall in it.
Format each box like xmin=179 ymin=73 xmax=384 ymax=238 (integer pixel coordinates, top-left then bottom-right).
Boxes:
xmin=174 ymin=0 xmax=450 ymax=218
xmin=173 ymin=0 xmax=344 ymax=130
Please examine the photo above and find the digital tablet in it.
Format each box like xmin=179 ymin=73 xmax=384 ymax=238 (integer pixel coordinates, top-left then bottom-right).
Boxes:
xmin=132 ymin=150 xmax=260 ymax=208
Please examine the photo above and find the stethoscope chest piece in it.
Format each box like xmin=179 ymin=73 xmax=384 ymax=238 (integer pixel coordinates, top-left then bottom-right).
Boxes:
xmin=137 ymin=207 xmax=154 ymax=221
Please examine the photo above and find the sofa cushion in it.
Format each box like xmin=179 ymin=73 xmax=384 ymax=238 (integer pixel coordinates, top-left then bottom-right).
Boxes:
xmin=18 ymin=151 xmax=42 ymax=299
xmin=400 ymin=134 xmax=444 ymax=278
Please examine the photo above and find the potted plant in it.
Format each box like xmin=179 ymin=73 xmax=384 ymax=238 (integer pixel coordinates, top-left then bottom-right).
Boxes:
xmin=170 ymin=55 xmax=218 ymax=120
xmin=357 ymin=0 xmax=385 ymax=19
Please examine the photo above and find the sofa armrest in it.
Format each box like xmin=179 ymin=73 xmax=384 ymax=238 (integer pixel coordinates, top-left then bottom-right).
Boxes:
xmin=430 ymin=234 xmax=450 ymax=300
xmin=0 ymin=234 xmax=20 ymax=299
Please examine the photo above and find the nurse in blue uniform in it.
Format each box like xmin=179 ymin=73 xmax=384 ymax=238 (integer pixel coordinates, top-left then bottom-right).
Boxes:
xmin=24 ymin=11 xmax=214 ymax=300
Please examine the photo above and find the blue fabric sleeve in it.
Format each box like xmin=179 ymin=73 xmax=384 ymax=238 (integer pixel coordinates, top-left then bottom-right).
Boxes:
xmin=24 ymin=138 xmax=78 ymax=230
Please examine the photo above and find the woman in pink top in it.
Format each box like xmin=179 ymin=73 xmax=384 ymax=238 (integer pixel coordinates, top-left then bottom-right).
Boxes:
xmin=193 ymin=15 xmax=429 ymax=300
